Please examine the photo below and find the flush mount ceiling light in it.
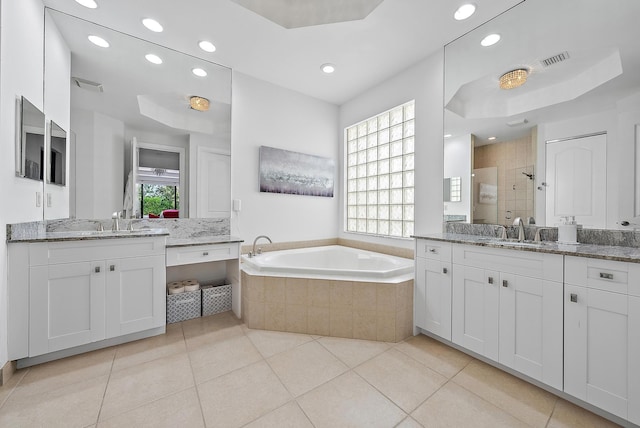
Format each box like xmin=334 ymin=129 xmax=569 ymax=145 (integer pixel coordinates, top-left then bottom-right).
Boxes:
xmin=454 ymin=4 xmax=476 ymax=20
xmin=481 ymin=33 xmax=501 ymax=47
xmin=444 ymin=134 xmax=452 ymax=138
xmin=88 ymin=35 xmax=109 ymax=48
xmin=321 ymin=63 xmax=336 ymax=74
xmin=499 ymin=68 xmax=529 ymax=90
xmin=189 ymin=96 xmax=210 ymax=112
xmin=145 ymin=54 xmax=163 ymax=64
xmin=142 ymin=18 xmax=163 ymax=32
xmin=198 ymin=41 xmax=216 ymax=53
xmin=75 ymin=0 xmax=98 ymax=8
xmin=488 ymin=136 xmax=496 ymax=140
xmin=192 ymin=68 xmax=208 ymax=77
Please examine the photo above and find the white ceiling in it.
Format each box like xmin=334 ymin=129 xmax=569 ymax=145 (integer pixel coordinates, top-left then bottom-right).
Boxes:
xmin=42 ymin=0 xmax=522 ymax=105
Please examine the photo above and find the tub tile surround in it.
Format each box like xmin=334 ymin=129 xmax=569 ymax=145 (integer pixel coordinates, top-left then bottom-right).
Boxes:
xmin=0 ymin=311 xmax=616 ymax=427
xmin=242 ymin=271 xmax=413 ymax=342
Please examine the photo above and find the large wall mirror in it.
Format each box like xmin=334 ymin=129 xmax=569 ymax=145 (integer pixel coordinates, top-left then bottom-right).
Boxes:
xmin=44 ymin=9 xmax=232 ymax=220
xmin=444 ymin=0 xmax=640 ymax=229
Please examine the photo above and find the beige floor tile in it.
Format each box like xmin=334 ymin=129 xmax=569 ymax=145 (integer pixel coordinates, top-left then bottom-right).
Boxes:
xmin=297 ymin=371 xmax=406 ymax=428
xmin=98 ymin=387 xmax=204 ymax=428
xmin=396 ymin=416 xmax=425 ymax=428
xmin=9 ymin=347 xmax=115 ymax=399
xmin=547 ymin=399 xmax=621 ymax=428
xmin=182 ymin=312 xmax=244 ymax=350
xmin=452 ymin=359 xmax=557 ymax=427
xmin=189 ymin=334 xmax=263 ymax=384
xmin=395 ymin=334 xmax=471 ymax=378
xmin=0 ymin=374 xmax=108 ymax=428
xmin=198 ymin=361 xmax=291 ymax=428
xmin=112 ymin=323 xmax=186 ymax=372
xmin=355 ymin=348 xmax=447 ymax=412
xmin=411 ymin=382 xmax=529 ymax=428
xmin=318 ymin=336 xmax=389 ymax=368
xmin=244 ymin=401 xmax=314 ymax=428
xmin=268 ymin=341 xmax=348 ymax=397
xmin=246 ymin=329 xmax=314 ymax=358
xmin=0 ymin=368 xmax=28 ymax=408
xmin=99 ymin=352 xmax=195 ymax=421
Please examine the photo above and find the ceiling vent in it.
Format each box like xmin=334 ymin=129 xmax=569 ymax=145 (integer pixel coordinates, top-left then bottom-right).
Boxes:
xmin=540 ymin=51 xmax=570 ymax=68
xmin=506 ymin=118 xmax=529 ymax=127
xmin=72 ymin=77 xmax=103 ymax=92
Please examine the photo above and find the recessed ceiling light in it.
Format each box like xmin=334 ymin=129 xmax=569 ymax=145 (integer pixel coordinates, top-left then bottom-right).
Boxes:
xmin=88 ymin=35 xmax=109 ymax=48
xmin=488 ymin=136 xmax=497 ymax=140
xmin=198 ymin=41 xmax=216 ymax=53
xmin=321 ymin=63 xmax=336 ymax=74
xmin=454 ymin=4 xmax=476 ymax=20
xmin=75 ymin=0 xmax=98 ymax=8
xmin=444 ymin=134 xmax=452 ymax=138
xmin=192 ymin=68 xmax=207 ymax=77
xmin=142 ymin=18 xmax=163 ymax=33
xmin=481 ymin=33 xmax=501 ymax=47
xmin=145 ymin=54 xmax=163 ymax=65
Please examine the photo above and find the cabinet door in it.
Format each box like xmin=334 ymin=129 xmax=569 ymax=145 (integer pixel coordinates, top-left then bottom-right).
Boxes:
xmin=630 ymin=296 xmax=640 ymax=426
xmin=30 ymin=261 xmax=106 ymax=356
xmin=499 ymin=274 xmax=563 ymax=389
xmin=415 ymin=258 xmax=452 ymax=340
xmin=452 ymin=265 xmax=499 ymax=360
xmin=564 ymin=285 xmax=628 ymax=420
xmin=105 ymin=255 xmax=166 ymax=338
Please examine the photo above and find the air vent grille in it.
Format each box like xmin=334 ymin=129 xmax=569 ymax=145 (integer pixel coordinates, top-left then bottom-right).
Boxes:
xmin=72 ymin=77 xmax=104 ymax=92
xmin=540 ymin=51 xmax=570 ymax=67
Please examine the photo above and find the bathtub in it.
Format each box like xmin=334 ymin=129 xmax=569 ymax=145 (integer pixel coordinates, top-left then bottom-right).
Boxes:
xmin=241 ymin=245 xmax=413 ymax=283
xmin=240 ymin=245 xmax=414 ymax=342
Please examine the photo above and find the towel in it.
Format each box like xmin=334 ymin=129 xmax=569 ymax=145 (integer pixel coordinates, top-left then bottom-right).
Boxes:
xmin=479 ymin=182 xmax=497 ymax=204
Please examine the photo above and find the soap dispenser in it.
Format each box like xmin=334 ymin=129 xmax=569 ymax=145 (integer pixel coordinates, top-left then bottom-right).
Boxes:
xmin=557 ymin=216 xmax=578 ymax=244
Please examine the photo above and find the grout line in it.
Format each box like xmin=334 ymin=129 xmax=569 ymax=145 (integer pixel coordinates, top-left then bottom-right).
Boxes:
xmin=182 ymin=321 xmax=208 ymax=428
xmin=0 ymin=367 xmax=30 ymax=409
xmin=95 ymin=345 xmax=117 ymax=424
xmin=544 ymin=398 xmax=559 ymax=428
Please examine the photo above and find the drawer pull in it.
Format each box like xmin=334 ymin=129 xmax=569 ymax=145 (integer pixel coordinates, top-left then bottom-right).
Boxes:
xmin=110 ymin=265 xmax=115 ymax=272
xmin=599 ymin=272 xmax=613 ymax=280
xmin=488 ymin=277 xmax=494 ymax=284
xmin=570 ymin=293 xmax=578 ymax=303
xmin=502 ymin=280 xmax=508 ymax=287
xmin=428 ymin=248 xmax=437 ymax=253
xmin=95 ymin=266 xmax=101 ymax=273
xmin=442 ymin=267 xmax=448 ymax=274
xmin=203 ymin=252 xmax=209 ymax=256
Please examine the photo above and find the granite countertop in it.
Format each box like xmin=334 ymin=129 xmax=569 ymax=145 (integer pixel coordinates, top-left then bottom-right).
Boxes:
xmin=8 ymin=228 xmax=170 ymax=243
xmin=414 ymin=233 xmax=640 ymax=263
xmin=166 ymin=235 xmax=243 ymax=248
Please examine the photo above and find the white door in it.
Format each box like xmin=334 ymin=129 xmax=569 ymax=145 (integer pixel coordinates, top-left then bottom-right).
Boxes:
xmin=545 ymin=133 xmax=606 ymax=228
xmin=197 ymin=147 xmax=231 ymax=218
xmin=29 ymin=261 xmax=106 ymax=356
xmin=416 ymin=258 xmax=452 ymax=340
xmin=564 ymin=285 xmax=628 ymax=420
xmin=452 ymin=265 xmax=499 ymax=360
xmin=105 ymin=255 xmax=166 ymax=338
xmin=499 ymin=274 xmax=563 ymax=389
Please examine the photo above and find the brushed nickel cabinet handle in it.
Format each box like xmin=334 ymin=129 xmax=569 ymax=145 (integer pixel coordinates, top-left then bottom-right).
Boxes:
xmin=502 ymin=280 xmax=508 ymax=287
xmin=570 ymin=293 xmax=578 ymax=303
xmin=488 ymin=277 xmax=494 ymax=284
xmin=94 ymin=266 xmax=101 ymax=273
xmin=110 ymin=265 xmax=115 ymax=272
xmin=203 ymin=252 xmax=209 ymax=256
xmin=599 ymin=272 xmax=613 ymax=280
xmin=442 ymin=267 xmax=448 ymax=274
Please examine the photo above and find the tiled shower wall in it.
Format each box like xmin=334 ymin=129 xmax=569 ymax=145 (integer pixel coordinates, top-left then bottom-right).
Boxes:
xmin=474 ymin=130 xmax=536 ymax=226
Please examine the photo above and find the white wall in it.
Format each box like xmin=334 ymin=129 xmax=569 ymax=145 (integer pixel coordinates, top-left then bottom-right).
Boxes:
xmin=444 ymin=134 xmax=472 ymax=218
xmin=0 ymin=0 xmax=46 ymax=369
xmin=338 ymin=52 xmax=445 ymax=249
xmin=231 ymin=72 xmax=339 ymax=244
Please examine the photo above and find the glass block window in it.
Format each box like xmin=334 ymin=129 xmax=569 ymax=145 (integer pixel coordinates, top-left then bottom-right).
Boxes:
xmin=345 ymin=101 xmax=415 ymax=238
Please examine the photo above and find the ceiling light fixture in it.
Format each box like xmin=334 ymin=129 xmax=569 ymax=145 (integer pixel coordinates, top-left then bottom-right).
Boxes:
xmin=321 ymin=63 xmax=336 ymax=74
xmin=198 ymin=41 xmax=216 ymax=53
xmin=142 ymin=18 xmax=163 ymax=32
xmin=444 ymin=134 xmax=452 ymax=138
xmin=192 ymin=68 xmax=207 ymax=77
xmin=145 ymin=54 xmax=163 ymax=65
xmin=75 ymin=0 xmax=98 ymax=8
xmin=499 ymin=68 xmax=529 ymax=90
xmin=481 ymin=33 xmax=501 ymax=47
xmin=88 ymin=35 xmax=109 ymax=48
xmin=189 ymin=96 xmax=210 ymax=112
xmin=454 ymin=4 xmax=476 ymax=20
xmin=488 ymin=136 xmax=496 ymax=140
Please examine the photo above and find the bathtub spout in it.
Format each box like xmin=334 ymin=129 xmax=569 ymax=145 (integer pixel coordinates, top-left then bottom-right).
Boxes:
xmin=252 ymin=235 xmax=272 ymax=256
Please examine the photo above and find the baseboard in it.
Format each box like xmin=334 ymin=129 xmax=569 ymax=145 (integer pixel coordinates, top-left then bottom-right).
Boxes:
xmin=0 ymin=360 xmax=17 ymax=386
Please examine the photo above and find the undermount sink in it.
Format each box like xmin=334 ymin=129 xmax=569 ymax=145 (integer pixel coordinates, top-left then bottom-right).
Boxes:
xmin=489 ymin=239 xmax=551 ymax=248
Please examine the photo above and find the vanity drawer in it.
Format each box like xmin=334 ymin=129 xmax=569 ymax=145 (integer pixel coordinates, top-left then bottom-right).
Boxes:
xmin=415 ymin=239 xmax=451 ymax=262
xmin=565 ymin=256 xmax=640 ymax=295
xmin=166 ymin=243 xmax=239 ymax=266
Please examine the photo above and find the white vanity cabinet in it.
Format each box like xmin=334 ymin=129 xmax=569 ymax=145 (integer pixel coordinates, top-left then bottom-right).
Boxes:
xmin=414 ymin=239 xmax=452 ymax=340
xmin=10 ymin=237 xmax=166 ymax=360
xmin=451 ymin=244 xmax=564 ymax=389
xmin=564 ymin=256 xmax=640 ymax=424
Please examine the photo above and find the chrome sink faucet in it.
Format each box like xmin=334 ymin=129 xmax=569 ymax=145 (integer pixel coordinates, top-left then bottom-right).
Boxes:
xmin=496 ymin=225 xmax=508 ymax=240
xmin=112 ymin=211 xmax=121 ymax=232
xmin=515 ymin=217 xmax=525 ymax=242
xmin=250 ymin=235 xmax=272 ymax=257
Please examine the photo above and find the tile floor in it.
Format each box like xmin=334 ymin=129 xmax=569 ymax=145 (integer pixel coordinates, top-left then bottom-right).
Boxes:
xmin=0 ymin=311 xmax=621 ymax=427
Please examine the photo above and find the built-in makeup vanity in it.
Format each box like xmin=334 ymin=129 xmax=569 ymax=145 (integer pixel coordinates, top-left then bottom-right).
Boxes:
xmin=6 ymin=219 xmax=242 ymax=368
xmin=414 ymin=232 xmax=640 ymax=427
